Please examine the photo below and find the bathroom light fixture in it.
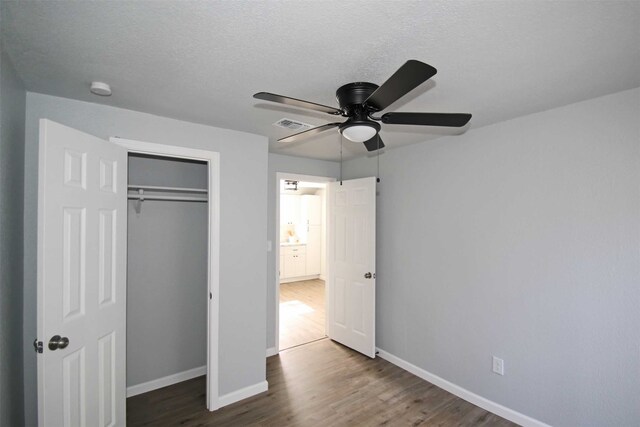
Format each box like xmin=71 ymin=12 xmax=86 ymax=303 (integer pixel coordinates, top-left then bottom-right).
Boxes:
xmin=284 ymin=180 xmax=298 ymax=191
xmin=90 ymin=81 xmax=112 ymax=96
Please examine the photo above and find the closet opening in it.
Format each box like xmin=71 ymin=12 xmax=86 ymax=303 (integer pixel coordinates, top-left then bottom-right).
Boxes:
xmin=126 ymin=152 xmax=208 ymax=401
xmin=276 ymin=174 xmax=334 ymax=352
xmin=114 ymin=136 xmax=220 ymax=413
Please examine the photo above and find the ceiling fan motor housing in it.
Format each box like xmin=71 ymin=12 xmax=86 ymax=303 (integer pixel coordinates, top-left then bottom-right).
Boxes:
xmin=336 ymin=82 xmax=381 ymax=139
xmin=336 ymin=82 xmax=379 ymax=113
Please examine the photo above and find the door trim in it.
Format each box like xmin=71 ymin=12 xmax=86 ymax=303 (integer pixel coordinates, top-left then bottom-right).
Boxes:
xmin=274 ymin=173 xmax=335 ymax=354
xmin=111 ymin=137 xmax=221 ymax=410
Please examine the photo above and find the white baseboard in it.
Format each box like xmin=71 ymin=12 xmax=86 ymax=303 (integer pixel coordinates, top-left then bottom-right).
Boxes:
xmin=218 ymin=381 xmax=268 ymax=408
xmin=127 ymin=365 xmax=206 ymax=398
xmin=376 ymin=348 xmax=550 ymax=427
xmin=266 ymin=347 xmax=278 ymax=357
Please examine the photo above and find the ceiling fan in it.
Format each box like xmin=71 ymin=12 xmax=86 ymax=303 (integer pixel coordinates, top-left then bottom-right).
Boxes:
xmin=254 ymin=60 xmax=471 ymax=152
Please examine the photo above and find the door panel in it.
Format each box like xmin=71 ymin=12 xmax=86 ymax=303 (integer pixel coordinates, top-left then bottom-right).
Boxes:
xmin=327 ymin=177 xmax=376 ymax=358
xmin=98 ymin=332 xmax=116 ymax=426
xmin=38 ymin=119 xmax=127 ymax=426
xmin=334 ymin=277 xmax=347 ymax=327
xmin=98 ymin=210 xmax=116 ymax=306
xmin=63 ymin=347 xmax=86 ymax=426
xmin=62 ymin=207 xmax=86 ymax=320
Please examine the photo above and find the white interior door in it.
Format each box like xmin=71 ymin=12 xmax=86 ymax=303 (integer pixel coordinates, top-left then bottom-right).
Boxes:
xmin=37 ymin=119 xmax=127 ymax=426
xmin=327 ymin=177 xmax=376 ymax=358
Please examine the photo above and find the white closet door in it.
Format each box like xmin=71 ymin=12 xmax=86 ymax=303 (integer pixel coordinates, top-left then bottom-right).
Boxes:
xmin=37 ymin=119 xmax=127 ymax=426
xmin=301 ymin=194 xmax=322 ymax=225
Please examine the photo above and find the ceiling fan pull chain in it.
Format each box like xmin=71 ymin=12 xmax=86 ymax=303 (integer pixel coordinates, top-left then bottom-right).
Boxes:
xmin=377 ymin=134 xmax=381 ymax=183
xmin=340 ymin=133 xmax=343 ymax=186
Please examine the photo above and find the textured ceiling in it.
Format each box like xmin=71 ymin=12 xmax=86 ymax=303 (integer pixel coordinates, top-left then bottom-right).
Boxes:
xmin=3 ymin=1 xmax=639 ymax=161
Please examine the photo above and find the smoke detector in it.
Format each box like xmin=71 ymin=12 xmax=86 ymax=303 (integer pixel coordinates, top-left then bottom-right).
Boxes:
xmin=90 ymin=81 xmax=112 ymax=96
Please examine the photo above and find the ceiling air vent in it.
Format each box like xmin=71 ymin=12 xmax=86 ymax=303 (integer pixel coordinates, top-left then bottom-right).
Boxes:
xmin=273 ymin=118 xmax=312 ymax=132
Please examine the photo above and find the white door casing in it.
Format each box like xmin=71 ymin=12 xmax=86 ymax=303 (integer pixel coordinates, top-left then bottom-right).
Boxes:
xmin=37 ymin=120 xmax=127 ymax=426
xmin=327 ymin=177 xmax=376 ymax=358
xmin=111 ymin=136 xmax=220 ymax=411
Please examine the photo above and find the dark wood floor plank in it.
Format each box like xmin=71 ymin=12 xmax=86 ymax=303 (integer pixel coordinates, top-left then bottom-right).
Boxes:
xmin=127 ymin=339 xmax=519 ymax=426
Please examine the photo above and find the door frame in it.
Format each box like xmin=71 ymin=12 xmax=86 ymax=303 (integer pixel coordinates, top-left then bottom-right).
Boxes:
xmin=111 ymin=137 xmax=221 ymax=410
xmin=274 ymin=173 xmax=335 ymax=353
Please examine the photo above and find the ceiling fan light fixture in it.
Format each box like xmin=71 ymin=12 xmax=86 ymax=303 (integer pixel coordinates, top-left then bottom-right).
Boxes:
xmin=340 ymin=123 xmax=379 ymax=143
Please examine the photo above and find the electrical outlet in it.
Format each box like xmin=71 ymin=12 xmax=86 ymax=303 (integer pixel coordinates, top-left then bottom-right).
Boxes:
xmin=492 ymin=356 xmax=504 ymax=375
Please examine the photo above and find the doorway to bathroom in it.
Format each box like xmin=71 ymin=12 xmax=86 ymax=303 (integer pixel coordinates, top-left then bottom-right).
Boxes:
xmin=276 ymin=174 xmax=332 ymax=351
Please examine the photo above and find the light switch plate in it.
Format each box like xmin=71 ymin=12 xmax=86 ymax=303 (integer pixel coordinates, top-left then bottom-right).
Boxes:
xmin=492 ymin=356 xmax=504 ymax=375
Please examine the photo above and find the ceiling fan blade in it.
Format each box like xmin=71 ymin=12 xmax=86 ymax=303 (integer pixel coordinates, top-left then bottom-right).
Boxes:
xmin=363 ymin=135 xmax=385 ymax=152
xmin=278 ymin=122 xmax=341 ymax=143
xmin=364 ymin=60 xmax=437 ymax=111
xmin=381 ymin=112 xmax=472 ymax=127
xmin=254 ymin=92 xmax=342 ymax=115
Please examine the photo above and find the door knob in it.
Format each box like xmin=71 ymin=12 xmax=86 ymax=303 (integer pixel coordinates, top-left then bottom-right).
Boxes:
xmin=364 ymin=272 xmax=372 ymax=279
xmin=48 ymin=335 xmax=69 ymax=351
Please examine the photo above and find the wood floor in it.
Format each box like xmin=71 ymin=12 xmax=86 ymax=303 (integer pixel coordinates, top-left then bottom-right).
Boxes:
xmin=279 ymin=279 xmax=325 ymax=350
xmin=127 ymin=338 xmax=518 ymax=426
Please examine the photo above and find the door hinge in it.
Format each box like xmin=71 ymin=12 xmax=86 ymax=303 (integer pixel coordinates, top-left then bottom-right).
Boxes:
xmin=33 ymin=339 xmax=43 ymax=354
xmin=209 ymin=292 xmax=212 ymax=300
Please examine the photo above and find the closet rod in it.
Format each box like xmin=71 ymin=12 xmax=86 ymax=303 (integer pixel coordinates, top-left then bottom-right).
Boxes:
xmin=127 ymin=184 xmax=207 ymax=193
xmin=127 ymin=195 xmax=207 ymax=202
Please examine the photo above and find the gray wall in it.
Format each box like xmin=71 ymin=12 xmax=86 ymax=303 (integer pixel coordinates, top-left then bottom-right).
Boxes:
xmin=0 ymin=31 xmax=26 ymax=427
xmin=343 ymin=88 xmax=640 ymax=426
xmin=127 ymin=155 xmax=208 ymax=387
xmin=266 ymin=154 xmax=339 ymax=350
xmin=128 ymin=154 xmax=208 ymax=188
xmin=23 ymin=93 xmax=268 ymax=425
